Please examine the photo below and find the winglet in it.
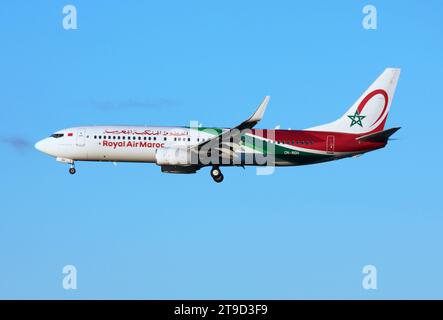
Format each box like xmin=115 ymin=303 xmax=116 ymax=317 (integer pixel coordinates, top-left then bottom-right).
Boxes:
xmin=249 ymin=96 xmax=270 ymax=123
xmin=237 ymin=96 xmax=270 ymax=130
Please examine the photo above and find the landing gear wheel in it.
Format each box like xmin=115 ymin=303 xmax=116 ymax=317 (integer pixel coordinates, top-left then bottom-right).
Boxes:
xmin=69 ymin=167 xmax=76 ymax=175
xmin=211 ymin=167 xmax=221 ymax=178
xmin=210 ymin=166 xmax=224 ymax=183
xmin=214 ymin=174 xmax=224 ymax=183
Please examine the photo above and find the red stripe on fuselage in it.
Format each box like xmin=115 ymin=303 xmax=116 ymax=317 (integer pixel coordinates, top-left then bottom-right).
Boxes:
xmin=250 ymin=129 xmax=386 ymax=153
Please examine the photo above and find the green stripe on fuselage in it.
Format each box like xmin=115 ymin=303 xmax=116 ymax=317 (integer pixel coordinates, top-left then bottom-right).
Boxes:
xmin=241 ymin=134 xmax=333 ymax=165
xmin=185 ymin=127 xmax=334 ymax=165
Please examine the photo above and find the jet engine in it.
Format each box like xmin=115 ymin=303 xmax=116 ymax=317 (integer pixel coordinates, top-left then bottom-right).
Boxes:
xmin=155 ymin=147 xmax=192 ymax=166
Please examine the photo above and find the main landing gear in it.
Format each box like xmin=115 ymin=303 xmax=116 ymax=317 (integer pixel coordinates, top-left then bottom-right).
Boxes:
xmin=69 ymin=162 xmax=76 ymax=175
xmin=210 ymin=166 xmax=224 ymax=183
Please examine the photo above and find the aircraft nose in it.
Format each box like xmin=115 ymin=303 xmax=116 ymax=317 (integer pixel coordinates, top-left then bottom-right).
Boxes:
xmin=35 ymin=140 xmax=44 ymax=152
xmin=35 ymin=138 xmax=51 ymax=154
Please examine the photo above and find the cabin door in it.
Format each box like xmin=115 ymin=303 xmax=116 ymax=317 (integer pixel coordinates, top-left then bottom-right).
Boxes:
xmin=76 ymin=129 xmax=86 ymax=147
xmin=326 ymin=135 xmax=335 ymax=154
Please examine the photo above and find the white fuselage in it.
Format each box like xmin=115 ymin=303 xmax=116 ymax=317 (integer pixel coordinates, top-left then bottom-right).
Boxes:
xmin=35 ymin=126 xmax=219 ymax=163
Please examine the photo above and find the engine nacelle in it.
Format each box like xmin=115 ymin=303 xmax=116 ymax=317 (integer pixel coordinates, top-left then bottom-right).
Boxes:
xmin=155 ymin=147 xmax=192 ymax=166
xmin=161 ymin=165 xmax=198 ymax=174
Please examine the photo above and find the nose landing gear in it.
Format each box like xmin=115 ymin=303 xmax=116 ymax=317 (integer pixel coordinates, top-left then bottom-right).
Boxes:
xmin=69 ymin=163 xmax=76 ymax=175
xmin=210 ymin=166 xmax=224 ymax=183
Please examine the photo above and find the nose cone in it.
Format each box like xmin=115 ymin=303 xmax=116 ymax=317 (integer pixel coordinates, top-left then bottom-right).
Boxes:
xmin=35 ymin=140 xmax=44 ymax=152
xmin=35 ymin=138 xmax=52 ymax=155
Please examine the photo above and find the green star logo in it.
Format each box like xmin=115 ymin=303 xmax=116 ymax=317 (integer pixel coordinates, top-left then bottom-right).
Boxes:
xmin=347 ymin=110 xmax=366 ymax=127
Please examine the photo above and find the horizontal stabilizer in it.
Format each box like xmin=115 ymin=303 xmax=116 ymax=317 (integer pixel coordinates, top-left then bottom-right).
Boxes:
xmin=356 ymin=127 xmax=401 ymax=143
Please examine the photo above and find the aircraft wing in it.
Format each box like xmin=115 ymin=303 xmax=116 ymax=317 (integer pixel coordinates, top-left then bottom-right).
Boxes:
xmin=190 ymin=96 xmax=270 ymax=160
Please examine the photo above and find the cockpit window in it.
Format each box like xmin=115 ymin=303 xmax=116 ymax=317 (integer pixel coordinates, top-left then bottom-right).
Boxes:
xmin=50 ymin=133 xmax=64 ymax=138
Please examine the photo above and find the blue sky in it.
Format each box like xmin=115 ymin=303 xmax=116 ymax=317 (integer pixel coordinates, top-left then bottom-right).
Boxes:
xmin=0 ymin=0 xmax=442 ymax=299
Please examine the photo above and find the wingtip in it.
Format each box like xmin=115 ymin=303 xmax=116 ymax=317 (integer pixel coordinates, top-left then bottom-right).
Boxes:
xmin=260 ymin=95 xmax=271 ymax=108
xmin=385 ymin=67 xmax=401 ymax=75
xmin=251 ymin=96 xmax=270 ymax=122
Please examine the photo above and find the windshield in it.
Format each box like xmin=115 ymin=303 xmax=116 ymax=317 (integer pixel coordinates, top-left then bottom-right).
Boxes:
xmin=50 ymin=133 xmax=64 ymax=138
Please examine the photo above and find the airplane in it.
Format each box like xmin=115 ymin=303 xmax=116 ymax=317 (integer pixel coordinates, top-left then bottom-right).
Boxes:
xmin=35 ymin=68 xmax=401 ymax=183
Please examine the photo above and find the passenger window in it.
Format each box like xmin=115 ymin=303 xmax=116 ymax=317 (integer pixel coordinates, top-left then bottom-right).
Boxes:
xmin=164 ymin=137 xmax=167 ymax=141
